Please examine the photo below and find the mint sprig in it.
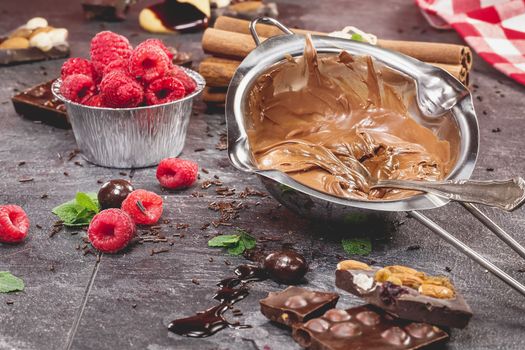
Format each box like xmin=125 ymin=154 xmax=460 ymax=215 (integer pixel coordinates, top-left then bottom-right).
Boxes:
xmin=52 ymin=192 xmax=100 ymax=227
xmin=208 ymin=229 xmax=256 ymax=256
xmin=0 ymin=271 xmax=24 ymax=293
xmin=342 ymin=238 xmax=372 ymax=256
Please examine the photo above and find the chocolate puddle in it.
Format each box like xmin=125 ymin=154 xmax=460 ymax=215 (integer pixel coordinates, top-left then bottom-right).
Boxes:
xmin=246 ymin=35 xmax=452 ymax=200
xmin=168 ymin=264 xmax=267 ymax=337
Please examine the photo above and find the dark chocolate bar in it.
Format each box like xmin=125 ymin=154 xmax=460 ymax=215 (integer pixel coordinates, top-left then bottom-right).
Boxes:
xmin=335 ymin=260 xmax=472 ymax=328
xmin=292 ymin=305 xmax=449 ymax=350
xmin=260 ymin=286 xmax=339 ymax=327
xmin=12 ymin=80 xmax=69 ymax=129
xmin=82 ymin=0 xmax=134 ymax=21
xmin=0 ymin=45 xmax=69 ymax=66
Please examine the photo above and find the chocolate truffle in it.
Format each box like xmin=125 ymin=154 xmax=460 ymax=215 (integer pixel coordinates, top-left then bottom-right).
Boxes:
xmin=98 ymin=179 xmax=134 ymax=209
xmin=263 ymin=250 xmax=308 ymax=284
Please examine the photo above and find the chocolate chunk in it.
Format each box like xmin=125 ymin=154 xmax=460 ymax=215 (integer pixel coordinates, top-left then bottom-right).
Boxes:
xmin=0 ymin=45 xmax=69 ymax=66
xmin=292 ymin=305 xmax=448 ymax=350
xmin=82 ymin=0 xmax=133 ymax=21
xmin=12 ymin=80 xmax=69 ymax=128
xmin=259 ymin=286 xmax=339 ymax=327
xmin=335 ymin=261 xmax=472 ymax=328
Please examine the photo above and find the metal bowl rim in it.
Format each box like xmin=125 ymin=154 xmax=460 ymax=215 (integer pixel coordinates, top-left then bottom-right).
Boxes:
xmin=225 ymin=34 xmax=480 ymax=212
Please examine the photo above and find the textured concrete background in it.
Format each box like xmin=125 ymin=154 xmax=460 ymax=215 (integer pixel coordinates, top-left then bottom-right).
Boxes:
xmin=1 ymin=0 xmax=524 ymax=349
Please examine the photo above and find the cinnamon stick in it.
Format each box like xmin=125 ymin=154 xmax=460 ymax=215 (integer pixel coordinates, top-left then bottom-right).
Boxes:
xmin=199 ymin=56 xmax=468 ymax=89
xmin=212 ymin=16 xmax=472 ymax=69
xmin=199 ymin=57 xmax=240 ymax=87
xmin=203 ymin=86 xmax=227 ymax=104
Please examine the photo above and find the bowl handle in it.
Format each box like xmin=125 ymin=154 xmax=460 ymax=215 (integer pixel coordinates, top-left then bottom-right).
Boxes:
xmin=249 ymin=17 xmax=294 ymax=46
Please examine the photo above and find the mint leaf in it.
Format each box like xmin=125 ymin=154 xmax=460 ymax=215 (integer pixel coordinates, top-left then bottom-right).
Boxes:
xmin=52 ymin=192 xmax=100 ymax=227
xmin=342 ymin=238 xmax=372 ymax=256
xmin=0 ymin=271 xmax=24 ymax=293
xmin=227 ymin=241 xmax=246 ymax=255
xmin=208 ymin=235 xmax=240 ymax=247
xmin=208 ymin=230 xmax=257 ymax=255
xmin=76 ymin=192 xmax=99 ymax=213
xmin=350 ymin=33 xmax=364 ymax=42
xmin=238 ymin=229 xmax=256 ymax=250
xmin=52 ymin=203 xmax=81 ymax=224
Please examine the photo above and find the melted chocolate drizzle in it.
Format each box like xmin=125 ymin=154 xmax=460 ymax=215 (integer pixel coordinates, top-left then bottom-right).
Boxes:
xmin=168 ymin=264 xmax=267 ymax=337
xmin=148 ymin=0 xmax=208 ymax=32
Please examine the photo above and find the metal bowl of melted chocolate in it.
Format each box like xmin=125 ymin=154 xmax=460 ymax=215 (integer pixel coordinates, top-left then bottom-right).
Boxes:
xmin=226 ymin=25 xmax=478 ymax=220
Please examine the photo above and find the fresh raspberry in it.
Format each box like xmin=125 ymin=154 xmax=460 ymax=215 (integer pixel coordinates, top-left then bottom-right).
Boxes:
xmin=84 ymin=94 xmax=104 ymax=107
xmin=145 ymin=76 xmax=185 ymax=105
xmin=100 ymin=71 xmax=144 ymax=108
xmin=168 ymin=66 xmax=196 ymax=94
xmin=156 ymin=158 xmax=198 ymax=189
xmin=136 ymin=39 xmax=174 ymax=60
xmin=61 ymin=57 xmax=96 ymax=81
xmin=87 ymin=209 xmax=135 ymax=253
xmin=121 ymin=189 xmax=163 ymax=225
xmin=129 ymin=45 xmax=171 ymax=84
xmin=60 ymin=74 xmax=96 ymax=104
xmin=102 ymin=58 xmax=129 ymax=77
xmin=90 ymin=31 xmax=132 ymax=75
xmin=0 ymin=205 xmax=29 ymax=243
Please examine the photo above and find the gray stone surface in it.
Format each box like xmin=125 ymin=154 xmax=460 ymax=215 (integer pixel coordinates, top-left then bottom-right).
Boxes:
xmin=1 ymin=0 xmax=525 ymax=349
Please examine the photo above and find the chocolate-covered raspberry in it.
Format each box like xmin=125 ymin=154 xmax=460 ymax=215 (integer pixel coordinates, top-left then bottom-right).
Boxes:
xmin=97 ymin=179 xmax=134 ymax=209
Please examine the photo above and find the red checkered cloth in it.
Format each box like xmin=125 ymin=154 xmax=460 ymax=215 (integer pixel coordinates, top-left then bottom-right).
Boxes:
xmin=416 ymin=0 xmax=525 ymax=85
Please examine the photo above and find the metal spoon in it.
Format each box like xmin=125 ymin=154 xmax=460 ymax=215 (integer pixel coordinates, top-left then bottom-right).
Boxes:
xmin=371 ymin=177 xmax=525 ymax=212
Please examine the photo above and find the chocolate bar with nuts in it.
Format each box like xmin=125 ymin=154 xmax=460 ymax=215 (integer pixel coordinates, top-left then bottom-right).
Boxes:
xmin=292 ymin=305 xmax=449 ymax=350
xmin=335 ymin=260 xmax=472 ymax=328
xmin=260 ymin=286 xmax=339 ymax=327
xmin=12 ymin=80 xmax=69 ymax=128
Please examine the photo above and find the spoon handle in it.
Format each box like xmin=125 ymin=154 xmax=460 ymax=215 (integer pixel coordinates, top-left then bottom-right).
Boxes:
xmin=373 ymin=177 xmax=525 ymax=212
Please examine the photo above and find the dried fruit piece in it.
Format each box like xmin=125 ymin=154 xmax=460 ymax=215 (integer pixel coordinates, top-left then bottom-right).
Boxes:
xmin=418 ymin=284 xmax=455 ymax=299
xmin=336 ymin=260 xmax=371 ymax=271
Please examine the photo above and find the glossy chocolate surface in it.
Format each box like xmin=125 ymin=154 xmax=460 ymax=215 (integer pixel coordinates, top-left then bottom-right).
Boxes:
xmin=97 ymin=179 xmax=134 ymax=209
xmin=12 ymin=80 xmax=69 ymax=128
xmin=148 ymin=0 xmax=208 ymax=32
xmin=263 ymin=250 xmax=309 ymax=284
xmin=260 ymin=286 xmax=340 ymax=327
xmin=292 ymin=305 xmax=448 ymax=350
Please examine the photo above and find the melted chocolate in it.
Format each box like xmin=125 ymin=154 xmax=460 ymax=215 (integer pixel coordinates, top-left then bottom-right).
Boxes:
xmin=246 ymin=36 xmax=452 ymax=200
xmin=148 ymin=0 xmax=208 ymax=32
xmin=168 ymin=264 xmax=267 ymax=338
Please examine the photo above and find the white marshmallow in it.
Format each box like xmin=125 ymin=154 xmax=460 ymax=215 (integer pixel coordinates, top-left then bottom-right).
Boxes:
xmin=48 ymin=28 xmax=68 ymax=46
xmin=29 ymin=32 xmax=53 ymax=52
xmin=26 ymin=17 xmax=48 ymax=30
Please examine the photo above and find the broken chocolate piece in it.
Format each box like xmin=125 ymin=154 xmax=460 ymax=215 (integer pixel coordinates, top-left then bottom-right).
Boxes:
xmin=12 ymin=80 xmax=69 ymax=128
xmin=292 ymin=305 xmax=448 ymax=350
xmin=0 ymin=45 xmax=69 ymax=66
xmin=260 ymin=286 xmax=339 ymax=327
xmin=335 ymin=260 xmax=472 ymax=328
xmin=82 ymin=0 xmax=135 ymax=21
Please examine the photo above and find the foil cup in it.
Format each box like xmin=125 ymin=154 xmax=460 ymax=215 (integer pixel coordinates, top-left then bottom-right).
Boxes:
xmin=52 ymin=68 xmax=205 ymax=168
